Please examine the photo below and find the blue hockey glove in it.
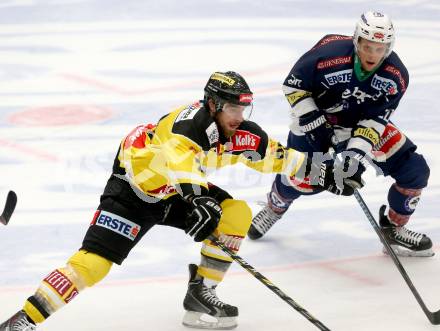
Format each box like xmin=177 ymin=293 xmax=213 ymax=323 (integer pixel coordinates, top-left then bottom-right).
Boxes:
xmin=299 ymin=110 xmax=333 ymax=151
xmin=336 ymin=150 xmax=366 ymax=192
xmin=307 ymin=151 xmax=365 ymax=196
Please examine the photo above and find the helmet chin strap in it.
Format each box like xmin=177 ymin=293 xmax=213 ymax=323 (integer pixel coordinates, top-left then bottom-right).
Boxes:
xmin=206 ymin=97 xmax=223 ymax=116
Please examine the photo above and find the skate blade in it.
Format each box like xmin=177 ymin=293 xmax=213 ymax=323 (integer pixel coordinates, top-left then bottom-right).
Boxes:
xmin=383 ymin=245 xmax=435 ymax=257
xmin=182 ymin=311 xmax=237 ymax=330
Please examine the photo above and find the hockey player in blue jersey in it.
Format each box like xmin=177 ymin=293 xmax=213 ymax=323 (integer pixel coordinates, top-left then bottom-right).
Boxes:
xmin=248 ymin=11 xmax=433 ymax=257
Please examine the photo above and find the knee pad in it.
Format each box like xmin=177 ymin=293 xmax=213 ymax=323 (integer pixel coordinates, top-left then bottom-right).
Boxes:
xmin=394 ymin=152 xmax=430 ymax=188
xmin=216 ymin=199 xmax=252 ymax=237
xmin=68 ymin=250 xmax=113 ymax=287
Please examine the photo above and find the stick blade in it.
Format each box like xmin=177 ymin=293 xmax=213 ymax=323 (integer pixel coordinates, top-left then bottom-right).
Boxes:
xmin=428 ymin=310 xmax=440 ymax=325
xmin=0 ymin=191 xmax=17 ymax=225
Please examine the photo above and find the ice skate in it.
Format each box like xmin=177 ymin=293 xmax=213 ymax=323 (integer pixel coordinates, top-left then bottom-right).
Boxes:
xmin=182 ymin=264 xmax=238 ymax=330
xmin=379 ymin=205 xmax=434 ymax=257
xmin=248 ymin=203 xmax=283 ymax=240
xmin=0 ymin=310 xmax=36 ymax=331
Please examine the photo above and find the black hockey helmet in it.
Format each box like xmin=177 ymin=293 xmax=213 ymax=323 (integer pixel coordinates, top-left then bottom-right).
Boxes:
xmin=204 ymin=71 xmax=253 ymax=113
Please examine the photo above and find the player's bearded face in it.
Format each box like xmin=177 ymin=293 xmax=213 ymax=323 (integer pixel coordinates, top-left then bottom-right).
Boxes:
xmin=357 ymin=38 xmax=389 ymax=72
xmin=216 ymin=103 xmax=246 ymax=137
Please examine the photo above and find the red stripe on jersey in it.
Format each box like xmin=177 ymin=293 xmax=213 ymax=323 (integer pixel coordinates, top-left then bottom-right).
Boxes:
xmin=91 ymin=210 xmax=101 ymax=225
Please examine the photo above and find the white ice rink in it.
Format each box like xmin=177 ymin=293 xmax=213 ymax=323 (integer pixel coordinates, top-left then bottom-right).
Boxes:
xmin=1 ymin=1 xmax=440 ymax=330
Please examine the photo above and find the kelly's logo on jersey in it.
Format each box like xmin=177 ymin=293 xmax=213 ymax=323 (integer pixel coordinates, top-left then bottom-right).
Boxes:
xmin=228 ymin=130 xmax=261 ymax=152
xmin=92 ymin=210 xmax=141 ymax=241
xmin=324 ymin=69 xmax=352 ymax=86
xmin=371 ymin=74 xmax=398 ymax=95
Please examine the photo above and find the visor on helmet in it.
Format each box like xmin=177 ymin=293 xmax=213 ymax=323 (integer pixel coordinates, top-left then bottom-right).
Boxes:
xmin=221 ymin=101 xmax=254 ymax=120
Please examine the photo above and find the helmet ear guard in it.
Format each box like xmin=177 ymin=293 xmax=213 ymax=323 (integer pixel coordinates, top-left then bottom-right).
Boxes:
xmin=204 ymin=71 xmax=253 ymax=113
xmin=353 ymin=11 xmax=395 ymax=58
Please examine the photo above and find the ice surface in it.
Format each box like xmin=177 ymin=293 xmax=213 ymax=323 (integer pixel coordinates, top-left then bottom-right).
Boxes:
xmin=1 ymin=1 xmax=440 ymax=330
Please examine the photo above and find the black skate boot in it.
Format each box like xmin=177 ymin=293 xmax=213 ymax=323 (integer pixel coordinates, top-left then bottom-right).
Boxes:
xmin=248 ymin=203 xmax=283 ymax=240
xmin=379 ymin=205 xmax=434 ymax=257
xmin=182 ymin=264 xmax=238 ymax=330
xmin=0 ymin=310 xmax=36 ymax=331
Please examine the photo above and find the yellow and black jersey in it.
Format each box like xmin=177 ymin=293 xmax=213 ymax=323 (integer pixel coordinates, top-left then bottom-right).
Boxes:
xmin=113 ymin=100 xmax=307 ymax=200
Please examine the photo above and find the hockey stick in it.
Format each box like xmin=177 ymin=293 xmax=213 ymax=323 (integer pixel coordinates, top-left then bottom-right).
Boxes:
xmin=210 ymin=236 xmax=331 ymax=331
xmin=1 ymin=191 xmax=17 ymax=225
xmin=352 ymin=188 xmax=440 ymax=324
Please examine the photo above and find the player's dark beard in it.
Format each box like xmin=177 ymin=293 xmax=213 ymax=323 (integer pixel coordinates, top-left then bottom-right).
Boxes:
xmin=213 ymin=117 xmax=234 ymax=139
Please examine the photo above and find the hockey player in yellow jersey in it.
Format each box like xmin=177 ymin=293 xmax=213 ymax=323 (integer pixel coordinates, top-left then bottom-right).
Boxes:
xmin=0 ymin=71 xmax=362 ymax=330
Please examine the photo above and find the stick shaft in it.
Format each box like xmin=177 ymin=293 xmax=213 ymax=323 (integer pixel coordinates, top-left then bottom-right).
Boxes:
xmin=353 ymin=189 xmax=440 ymax=324
xmin=211 ymin=238 xmax=331 ymax=331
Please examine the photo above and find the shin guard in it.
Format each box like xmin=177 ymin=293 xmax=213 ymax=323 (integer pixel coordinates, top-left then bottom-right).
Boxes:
xmin=198 ymin=199 xmax=251 ymax=286
xmin=23 ymin=250 xmax=112 ymax=324
xmin=387 ymin=184 xmax=422 ymax=226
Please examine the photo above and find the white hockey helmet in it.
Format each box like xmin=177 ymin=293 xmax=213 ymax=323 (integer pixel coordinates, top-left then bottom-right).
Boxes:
xmin=353 ymin=11 xmax=395 ymax=58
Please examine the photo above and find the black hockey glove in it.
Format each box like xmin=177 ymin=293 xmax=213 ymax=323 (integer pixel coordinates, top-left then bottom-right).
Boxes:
xmin=308 ymin=152 xmax=365 ymax=196
xmin=299 ymin=110 xmax=333 ymax=152
xmin=340 ymin=150 xmax=367 ymax=188
xmin=185 ymin=195 xmax=222 ymax=242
